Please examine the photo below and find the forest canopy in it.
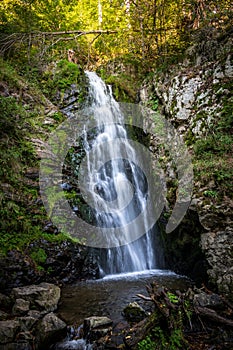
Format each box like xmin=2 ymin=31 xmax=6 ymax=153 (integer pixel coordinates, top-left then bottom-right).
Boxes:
xmin=0 ymin=0 xmax=232 ymax=66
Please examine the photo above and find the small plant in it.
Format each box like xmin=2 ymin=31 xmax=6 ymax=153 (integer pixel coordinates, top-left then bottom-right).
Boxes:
xmin=149 ymin=97 xmax=159 ymax=111
xmin=138 ymin=335 xmax=157 ymax=350
xmin=203 ymin=190 xmax=218 ymax=198
xmin=30 ymin=248 xmax=47 ymax=265
xmin=167 ymin=292 xmax=179 ymax=304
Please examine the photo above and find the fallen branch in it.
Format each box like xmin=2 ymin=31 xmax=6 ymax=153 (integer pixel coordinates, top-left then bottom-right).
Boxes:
xmin=195 ymin=306 xmax=233 ymax=327
xmin=136 ymin=293 xmax=153 ymax=301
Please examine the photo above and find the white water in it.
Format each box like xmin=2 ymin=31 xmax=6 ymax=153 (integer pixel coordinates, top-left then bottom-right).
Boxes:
xmin=83 ymin=72 xmax=164 ymax=275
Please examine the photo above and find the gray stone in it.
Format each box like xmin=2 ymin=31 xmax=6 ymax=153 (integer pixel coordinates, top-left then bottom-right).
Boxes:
xmin=0 ymin=342 xmax=32 ymax=350
xmin=0 ymin=320 xmax=20 ymax=344
xmin=35 ymin=312 xmax=67 ymax=348
xmin=27 ymin=310 xmax=41 ymax=319
xmin=84 ymin=316 xmax=112 ymax=342
xmin=123 ymin=302 xmax=147 ymax=322
xmin=201 ymin=228 xmax=233 ymax=295
xmin=18 ymin=316 xmax=38 ymax=331
xmin=193 ymin=292 xmax=223 ymax=308
xmin=12 ymin=299 xmax=30 ymax=316
xmin=84 ymin=316 xmax=112 ymax=330
xmin=199 ymin=213 xmax=220 ymax=230
xmin=12 ymin=283 xmax=61 ymax=312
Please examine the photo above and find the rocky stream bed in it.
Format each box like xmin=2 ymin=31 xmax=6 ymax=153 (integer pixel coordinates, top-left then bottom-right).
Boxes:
xmin=1 ymin=272 xmax=233 ymax=350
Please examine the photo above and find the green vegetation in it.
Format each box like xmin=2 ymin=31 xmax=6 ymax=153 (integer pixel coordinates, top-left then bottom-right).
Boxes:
xmin=138 ymin=335 xmax=156 ymax=350
xmin=41 ymin=59 xmax=88 ymax=100
xmin=0 ymin=59 xmax=78 ymax=258
xmin=136 ymin=285 xmax=192 ymax=350
xmin=192 ymin=91 xmax=233 ymax=200
xmin=0 ymin=0 xmax=232 ymax=310
xmin=1 ymin=0 xmax=231 ymax=69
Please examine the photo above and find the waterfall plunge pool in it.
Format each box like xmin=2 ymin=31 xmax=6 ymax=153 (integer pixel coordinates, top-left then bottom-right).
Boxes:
xmin=51 ymin=72 xmax=193 ymax=349
xmin=56 ymin=270 xmax=192 ymax=327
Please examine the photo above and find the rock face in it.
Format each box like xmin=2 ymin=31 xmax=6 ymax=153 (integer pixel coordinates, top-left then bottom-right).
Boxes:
xmin=141 ymin=40 xmax=233 ymax=142
xmin=12 ymin=283 xmax=60 ymax=313
xmin=12 ymin=299 xmax=30 ymax=315
xmin=0 ymin=283 xmax=66 ymax=350
xmin=140 ymin=28 xmax=233 ymax=296
xmin=201 ymin=227 xmax=233 ymax=295
xmin=0 ymin=240 xmax=100 ymax=292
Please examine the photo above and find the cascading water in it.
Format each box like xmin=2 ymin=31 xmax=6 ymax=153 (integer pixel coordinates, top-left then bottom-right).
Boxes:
xmin=81 ymin=72 xmax=164 ymax=275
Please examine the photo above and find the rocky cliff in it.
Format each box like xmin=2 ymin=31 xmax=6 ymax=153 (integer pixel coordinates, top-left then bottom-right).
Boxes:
xmin=140 ymin=26 xmax=233 ymax=296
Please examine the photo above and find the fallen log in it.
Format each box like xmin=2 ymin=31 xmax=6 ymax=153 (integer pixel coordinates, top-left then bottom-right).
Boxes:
xmin=195 ymin=306 xmax=233 ymax=327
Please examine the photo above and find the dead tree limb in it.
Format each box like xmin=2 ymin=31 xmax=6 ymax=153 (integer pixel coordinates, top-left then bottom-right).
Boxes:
xmin=195 ymin=306 xmax=233 ymax=327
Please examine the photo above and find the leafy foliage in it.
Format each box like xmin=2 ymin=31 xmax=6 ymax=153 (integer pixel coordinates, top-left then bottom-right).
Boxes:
xmin=0 ymin=60 xmax=79 ymax=257
xmin=192 ymin=88 xmax=233 ymax=199
xmin=41 ymin=59 xmax=88 ymax=100
xmin=1 ymin=0 xmax=232 ymax=67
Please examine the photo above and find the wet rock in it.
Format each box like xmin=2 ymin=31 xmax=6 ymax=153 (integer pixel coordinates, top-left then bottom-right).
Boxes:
xmin=0 ymin=240 xmax=100 ymax=292
xmin=199 ymin=213 xmax=221 ymax=230
xmin=201 ymin=227 xmax=233 ymax=296
xmin=27 ymin=310 xmax=41 ymax=319
xmin=35 ymin=312 xmax=67 ymax=349
xmin=11 ymin=283 xmax=60 ymax=313
xmin=123 ymin=302 xmax=147 ymax=323
xmin=193 ymin=291 xmax=223 ymax=309
xmin=84 ymin=316 xmax=113 ymax=341
xmin=12 ymin=299 xmax=30 ymax=316
xmin=84 ymin=316 xmax=113 ymax=331
xmin=54 ymin=339 xmax=88 ymax=350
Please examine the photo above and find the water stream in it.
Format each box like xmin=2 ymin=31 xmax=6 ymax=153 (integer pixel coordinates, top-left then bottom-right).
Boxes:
xmin=79 ymin=71 xmax=164 ymax=275
xmin=52 ymin=72 xmax=187 ymax=349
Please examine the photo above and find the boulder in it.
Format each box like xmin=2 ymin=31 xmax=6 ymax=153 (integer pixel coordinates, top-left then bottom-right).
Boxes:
xmin=18 ymin=316 xmax=39 ymax=331
xmin=35 ymin=312 xmax=67 ymax=349
xmin=0 ymin=319 xmax=20 ymax=344
xmin=193 ymin=291 xmax=223 ymax=309
xmin=84 ymin=316 xmax=112 ymax=341
xmin=12 ymin=299 xmax=30 ymax=316
xmin=123 ymin=302 xmax=147 ymax=323
xmin=11 ymin=283 xmax=60 ymax=312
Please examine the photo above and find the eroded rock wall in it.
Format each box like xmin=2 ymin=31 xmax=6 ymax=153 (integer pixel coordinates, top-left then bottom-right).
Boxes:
xmin=140 ymin=29 xmax=233 ymax=296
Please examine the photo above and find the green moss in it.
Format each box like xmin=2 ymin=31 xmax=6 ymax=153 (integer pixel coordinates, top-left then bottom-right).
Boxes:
xmin=40 ymin=59 xmax=88 ymax=100
xmin=104 ymin=74 xmax=136 ymax=102
xmin=0 ymin=60 xmax=81 ymax=256
xmin=30 ymin=248 xmax=47 ymax=265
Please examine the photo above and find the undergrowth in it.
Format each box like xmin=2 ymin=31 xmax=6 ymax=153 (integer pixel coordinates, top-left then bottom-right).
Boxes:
xmin=192 ymin=93 xmax=233 ymax=199
xmin=0 ymin=60 xmax=78 ymax=258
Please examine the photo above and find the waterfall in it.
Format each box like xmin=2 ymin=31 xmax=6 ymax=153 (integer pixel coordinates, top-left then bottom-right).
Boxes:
xmin=80 ymin=71 xmax=164 ymax=276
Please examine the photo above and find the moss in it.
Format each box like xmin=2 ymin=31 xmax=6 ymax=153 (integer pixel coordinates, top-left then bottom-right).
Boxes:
xmin=0 ymin=60 xmax=81 ymax=256
xmin=104 ymin=74 xmax=136 ymax=102
xmin=40 ymin=59 xmax=88 ymax=101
